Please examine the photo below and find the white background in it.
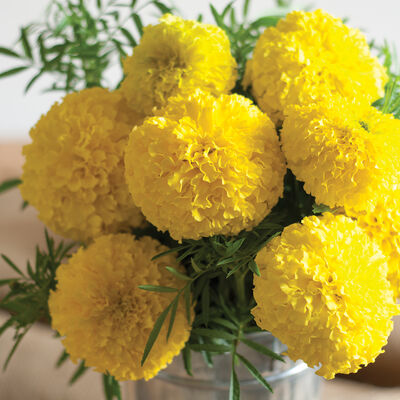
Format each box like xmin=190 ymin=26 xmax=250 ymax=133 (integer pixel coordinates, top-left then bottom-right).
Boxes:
xmin=1 ymin=0 xmax=400 ymax=142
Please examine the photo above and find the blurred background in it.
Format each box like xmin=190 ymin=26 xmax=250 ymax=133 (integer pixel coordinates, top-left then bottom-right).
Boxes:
xmin=1 ymin=0 xmax=400 ymax=399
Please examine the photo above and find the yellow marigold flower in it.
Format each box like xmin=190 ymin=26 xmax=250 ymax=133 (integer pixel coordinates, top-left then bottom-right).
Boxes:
xmin=243 ymin=10 xmax=387 ymax=124
xmin=20 ymin=88 xmax=145 ymax=242
xmin=346 ymin=191 xmax=400 ymax=298
xmin=281 ymin=98 xmax=400 ymax=212
xmin=252 ymin=213 xmax=399 ymax=379
xmin=125 ymin=89 xmax=286 ymax=241
xmin=49 ymin=234 xmax=191 ymax=381
xmin=120 ymin=14 xmax=237 ymax=115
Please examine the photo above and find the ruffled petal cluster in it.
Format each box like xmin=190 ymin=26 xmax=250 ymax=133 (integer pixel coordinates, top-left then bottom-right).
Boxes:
xmin=346 ymin=192 xmax=400 ymax=298
xmin=49 ymin=234 xmax=191 ymax=381
xmin=20 ymin=88 xmax=145 ymax=242
xmin=252 ymin=213 xmax=399 ymax=379
xmin=281 ymin=98 xmax=400 ymax=212
xmin=120 ymin=14 xmax=237 ymax=115
xmin=124 ymin=89 xmax=286 ymax=241
xmin=243 ymin=9 xmax=387 ymax=124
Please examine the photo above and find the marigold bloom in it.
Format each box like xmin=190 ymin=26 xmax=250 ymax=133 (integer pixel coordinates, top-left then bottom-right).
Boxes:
xmin=120 ymin=14 xmax=237 ymax=115
xmin=281 ymin=98 xmax=400 ymax=212
xmin=252 ymin=213 xmax=399 ymax=379
xmin=243 ymin=9 xmax=387 ymax=124
xmin=20 ymin=88 xmax=144 ymax=242
xmin=125 ymin=90 xmax=286 ymax=241
xmin=49 ymin=234 xmax=191 ymax=381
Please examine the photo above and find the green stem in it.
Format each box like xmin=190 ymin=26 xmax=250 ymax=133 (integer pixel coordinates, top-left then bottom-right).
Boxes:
xmin=234 ymin=270 xmax=247 ymax=307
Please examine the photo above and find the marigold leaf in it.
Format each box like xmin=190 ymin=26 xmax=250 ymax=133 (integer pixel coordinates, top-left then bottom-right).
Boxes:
xmin=189 ymin=343 xmax=231 ymax=353
xmin=119 ymin=27 xmax=137 ymax=47
xmin=240 ymin=338 xmax=284 ymax=362
xmin=69 ymin=360 xmax=88 ymax=385
xmin=152 ymin=1 xmax=172 ymax=14
xmin=20 ymin=27 xmax=33 ymax=60
xmin=210 ymin=4 xmax=224 ymax=28
xmin=217 ymin=257 xmax=235 ymax=266
xmin=184 ymin=283 xmax=191 ymax=324
xmin=1 ymin=255 xmax=24 ymax=276
xmin=221 ymin=2 xmax=234 ymax=19
xmin=249 ymin=15 xmax=282 ymax=30
xmin=0 ymin=279 xmax=18 ymax=287
xmin=248 ymin=259 xmax=260 ymax=276
xmin=141 ymin=302 xmax=172 ymax=366
xmin=0 ymin=318 xmax=14 ymax=336
xmin=236 ymin=353 xmax=273 ymax=392
xmin=55 ymin=349 xmax=69 ymax=368
xmin=0 ymin=47 xmax=21 ymax=59
xmin=103 ymin=374 xmax=121 ymax=400
xmin=211 ymin=317 xmax=237 ymax=331
xmin=3 ymin=329 xmax=28 ymax=370
xmin=312 ymin=203 xmax=331 ymax=215
xmin=132 ymin=13 xmax=143 ymax=36
xmin=225 ymin=238 xmax=245 ymax=257
xmin=166 ymin=295 xmax=179 ymax=340
xmin=0 ymin=178 xmax=22 ymax=194
xmin=112 ymin=39 xmax=127 ymax=57
xmin=24 ymin=70 xmax=43 ymax=93
xmin=190 ymin=258 xmax=202 ymax=273
xmin=229 ymin=360 xmax=240 ymax=400
xmin=151 ymin=244 xmax=190 ymax=261
xmin=243 ymin=0 xmax=250 ymax=17
xmin=192 ymin=328 xmax=236 ymax=341
xmin=138 ymin=285 xmax=178 ymax=293
xmin=165 ymin=266 xmax=191 ymax=281
xmin=182 ymin=345 xmax=192 ymax=376
xmin=226 ymin=262 xmax=243 ymax=278
xmin=0 ymin=66 xmax=29 ymax=79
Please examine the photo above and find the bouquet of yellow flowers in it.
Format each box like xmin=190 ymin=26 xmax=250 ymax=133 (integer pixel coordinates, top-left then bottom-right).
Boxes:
xmin=1 ymin=0 xmax=400 ymax=399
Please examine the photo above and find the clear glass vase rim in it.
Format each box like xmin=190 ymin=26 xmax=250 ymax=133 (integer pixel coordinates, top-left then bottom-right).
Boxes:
xmin=154 ymin=331 xmax=311 ymax=391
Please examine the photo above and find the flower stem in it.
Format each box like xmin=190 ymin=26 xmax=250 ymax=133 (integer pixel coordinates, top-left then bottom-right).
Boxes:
xmin=234 ymin=270 xmax=247 ymax=307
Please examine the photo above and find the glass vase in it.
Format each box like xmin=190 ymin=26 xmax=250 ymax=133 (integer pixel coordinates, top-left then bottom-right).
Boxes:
xmin=123 ymin=332 xmax=321 ymax=400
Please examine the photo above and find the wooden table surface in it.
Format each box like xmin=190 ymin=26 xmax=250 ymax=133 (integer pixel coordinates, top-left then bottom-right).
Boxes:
xmin=1 ymin=142 xmax=400 ymax=399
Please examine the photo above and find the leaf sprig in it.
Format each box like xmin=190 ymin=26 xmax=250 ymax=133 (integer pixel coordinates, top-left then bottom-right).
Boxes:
xmin=373 ymin=41 xmax=400 ymax=118
xmin=0 ymin=230 xmax=75 ymax=370
xmin=138 ymin=207 xmax=288 ymax=398
xmin=0 ymin=0 xmax=174 ymax=93
xmin=209 ymin=1 xmax=285 ymax=84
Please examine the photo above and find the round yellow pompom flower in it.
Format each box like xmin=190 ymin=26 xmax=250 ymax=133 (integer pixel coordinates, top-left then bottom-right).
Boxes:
xmin=281 ymin=98 xmax=400 ymax=212
xmin=243 ymin=10 xmax=387 ymax=124
xmin=20 ymin=88 xmax=144 ymax=242
xmin=120 ymin=14 xmax=237 ymax=115
xmin=49 ymin=234 xmax=191 ymax=381
xmin=125 ymin=90 xmax=286 ymax=241
xmin=252 ymin=213 xmax=399 ymax=379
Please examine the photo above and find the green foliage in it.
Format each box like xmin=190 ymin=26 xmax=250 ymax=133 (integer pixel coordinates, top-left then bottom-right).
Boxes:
xmin=209 ymin=1 xmax=285 ymax=84
xmin=139 ymin=209 xmax=289 ymax=396
xmin=0 ymin=0 xmax=174 ymax=92
xmin=0 ymin=178 xmax=22 ymax=194
xmin=69 ymin=360 xmax=88 ymax=384
xmin=103 ymin=374 xmax=122 ymax=400
xmin=373 ymin=41 xmax=400 ymax=118
xmin=0 ymin=231 xmax=75 ymax=370
xmin=312 ymin=203 xmax=332 ymax=215
xmin=276 ymin=0 xmax=293 ymax=7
